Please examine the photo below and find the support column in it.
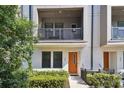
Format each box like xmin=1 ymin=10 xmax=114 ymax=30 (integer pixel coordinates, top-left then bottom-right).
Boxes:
xmin=107 ymin=5 xmax=112 ymax=41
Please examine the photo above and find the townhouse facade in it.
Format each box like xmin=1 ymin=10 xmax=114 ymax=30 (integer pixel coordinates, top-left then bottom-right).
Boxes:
xmin=21 ymin=5 xmax=124 ymax=75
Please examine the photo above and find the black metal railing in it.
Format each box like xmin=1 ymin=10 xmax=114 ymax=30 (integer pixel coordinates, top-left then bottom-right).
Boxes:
xmin=112 ymin=27 xmax=124 ymax=40
xmin=38 ymin=28 xmax=83 ymax=40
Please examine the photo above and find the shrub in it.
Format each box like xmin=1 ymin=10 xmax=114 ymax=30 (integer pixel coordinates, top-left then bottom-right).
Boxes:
xmin=11 ymin=69 xmax=29 ymax=88
xmin=112 ymin=75 xmax=121 ymax=88
xmin=29 ymin=71 xmax=69 ymax=88
xmin=86 ymin=74 xmax=100 ymax=88
xmin=86 ymin=73 xmax=121 ymax=88
xmin=1 ymin=69 xmax=29 ymax=88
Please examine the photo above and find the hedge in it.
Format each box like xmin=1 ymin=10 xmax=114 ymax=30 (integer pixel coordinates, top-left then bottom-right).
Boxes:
xmin=86 ymin=73 xmax=121 ymax=88
xmin=30 ymin=70 xmax=68 ymax=77
xmin=29 ymin=71 xmax=69 ymax=88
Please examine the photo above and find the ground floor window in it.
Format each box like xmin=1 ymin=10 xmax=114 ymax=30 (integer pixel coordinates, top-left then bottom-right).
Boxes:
xmin=42 ymin=51 xmax=62 ymax=68
xmin=53 ymin=52 xmax=62 ymax=68
xmin=42 ymin=52 xmax=51 ymax=68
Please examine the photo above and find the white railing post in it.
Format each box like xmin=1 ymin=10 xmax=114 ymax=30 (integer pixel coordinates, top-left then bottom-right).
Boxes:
xmin=59 ymin=28 xmax=61 ymax=39
xmin=53 ymin=28 xmax=55 ymax=37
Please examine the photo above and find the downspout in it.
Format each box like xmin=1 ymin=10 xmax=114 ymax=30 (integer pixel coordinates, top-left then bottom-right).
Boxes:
xmin=29 ymin=5 xmax=32 ymax=70
xmin=29 ymin=5 xmax=32 ymax=20
xmin=91 ymin=5 xmax=94 ymax=70
xmin=21 ymin=5 xmax=23 ymax=18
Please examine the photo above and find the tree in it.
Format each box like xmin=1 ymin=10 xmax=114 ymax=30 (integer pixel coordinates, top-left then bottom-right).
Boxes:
xmin=0 ymin=5 xmax=33 ymax=87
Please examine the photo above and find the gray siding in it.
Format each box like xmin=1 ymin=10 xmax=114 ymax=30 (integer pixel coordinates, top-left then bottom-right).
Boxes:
xmin=100 ymin=5 xmax=107 ymax=46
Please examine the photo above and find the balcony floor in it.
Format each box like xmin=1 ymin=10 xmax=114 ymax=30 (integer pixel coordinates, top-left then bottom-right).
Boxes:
xmin=101 ymin=40 xmax=124 ymax=50
xmin=34 ymin=40 xmax=87 ymax=48
xmin=38 ymin=40 xmax=87 ymax=43
xmin=108 ymin=40 xmax=124 ymax=43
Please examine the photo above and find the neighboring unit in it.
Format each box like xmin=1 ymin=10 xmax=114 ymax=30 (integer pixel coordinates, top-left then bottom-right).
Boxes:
xmin=100 ymin=6 xmax=124 ymax=73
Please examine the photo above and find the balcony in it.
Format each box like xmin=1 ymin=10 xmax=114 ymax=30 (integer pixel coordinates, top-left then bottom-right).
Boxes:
xmin=112 ymin=27 xmax=124 ymax=40
xmin=111 ymin=6 xmax=124 ymax=40
xmin=34 ymin=8 xmax=87 ymax=47
xmin=38 ymin=28 xmax=83 ymax=40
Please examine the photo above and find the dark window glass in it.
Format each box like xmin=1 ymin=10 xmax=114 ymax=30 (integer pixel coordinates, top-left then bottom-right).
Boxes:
xmin=45 ymin=23 xmax=53 ymax=28
xmin=72 ymin=24 xmax=77 ymax=28
xmin=42 ymin=52 xmax=51 ymax=68
xmin=53 ymin=52 xmax=62 ymax=68
xmin=118 ymin=21 xmax=124 ymax=27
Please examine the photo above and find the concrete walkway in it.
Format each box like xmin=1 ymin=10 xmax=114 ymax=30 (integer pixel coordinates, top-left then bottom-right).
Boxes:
xmin=68 ymin=76 xmax=90 ymax=88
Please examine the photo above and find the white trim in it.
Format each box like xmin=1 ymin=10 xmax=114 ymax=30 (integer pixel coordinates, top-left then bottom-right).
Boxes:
xmin=108 ymin=52 xmax=110 ymax=69
xmin=51 ymin=51 xmax=53 ymax=68
xmin=62 ymin=51 xmax=64 ymax=68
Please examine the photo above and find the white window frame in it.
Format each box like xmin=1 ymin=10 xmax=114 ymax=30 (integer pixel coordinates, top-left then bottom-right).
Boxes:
xmin=41 ymin=51 xmax=63 ymax=68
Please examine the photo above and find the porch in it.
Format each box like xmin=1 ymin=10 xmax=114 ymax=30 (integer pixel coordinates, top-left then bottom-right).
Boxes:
xmin=32 ymin=47 xmax=82 ymax=75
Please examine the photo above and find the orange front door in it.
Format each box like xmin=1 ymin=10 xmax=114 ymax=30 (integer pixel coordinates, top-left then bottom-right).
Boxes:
xmin=68 ymin=52 xmax=78 ymax=74
xmin=103 ymin=52 xmax=109 ymax=71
